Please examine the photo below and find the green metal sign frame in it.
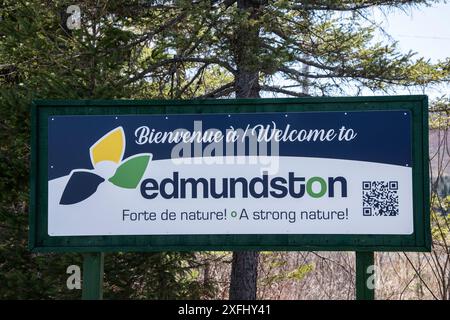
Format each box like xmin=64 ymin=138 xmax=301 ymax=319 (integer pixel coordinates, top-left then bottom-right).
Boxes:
xmin=29 ymin=96 xmax=431 ymax=253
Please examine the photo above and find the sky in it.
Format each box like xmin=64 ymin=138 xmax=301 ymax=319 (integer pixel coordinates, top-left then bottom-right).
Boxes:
xmin=374 ymin=2 xmax=450 ymax=63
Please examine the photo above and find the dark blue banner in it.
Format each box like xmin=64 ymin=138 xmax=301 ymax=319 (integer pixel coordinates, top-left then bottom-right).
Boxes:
xmin=48 ymin=110 xmax=412 ymax=180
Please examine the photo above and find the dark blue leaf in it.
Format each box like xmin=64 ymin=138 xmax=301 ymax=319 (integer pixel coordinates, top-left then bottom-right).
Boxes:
xmin=59 ymin=171 xmax=105 ymax=205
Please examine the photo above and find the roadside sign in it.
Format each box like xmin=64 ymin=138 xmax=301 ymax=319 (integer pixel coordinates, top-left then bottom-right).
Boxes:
xmin=29 ymin=96 xmax=430 ymax=252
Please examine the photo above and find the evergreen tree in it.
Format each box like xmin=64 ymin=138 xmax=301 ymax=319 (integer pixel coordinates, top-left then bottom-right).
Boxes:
xmin=0 ymin=0 xmax=212 ymax=299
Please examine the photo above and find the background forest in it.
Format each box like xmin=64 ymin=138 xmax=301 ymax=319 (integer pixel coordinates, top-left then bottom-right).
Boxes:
xmin=0 ymin=0 xmax=449 ymax=299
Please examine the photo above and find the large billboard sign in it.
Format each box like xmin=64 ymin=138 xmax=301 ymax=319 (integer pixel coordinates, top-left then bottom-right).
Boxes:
xmin=30 ymin=96 xmax=430 ymax=252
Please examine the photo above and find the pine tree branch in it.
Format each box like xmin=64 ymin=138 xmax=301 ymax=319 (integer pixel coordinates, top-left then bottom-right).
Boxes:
xmin=291 ymin=0 xmax=418 ymax=11
xmin=194 ymin=81 xmax=235 ymax=99
xmin=260 ymin=85 xmax=310 ymax=97
xmin=124 ymin=57 xmax=236 ymax=85
xmin=176 ymin=64 xmax=207 ymax=98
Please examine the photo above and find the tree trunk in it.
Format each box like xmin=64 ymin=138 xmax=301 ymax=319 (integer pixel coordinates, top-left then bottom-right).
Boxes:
xmin=229 ymin=0 xmax=263 ymax=300
xmin=229 ymin=251 xmax=259 ymax=299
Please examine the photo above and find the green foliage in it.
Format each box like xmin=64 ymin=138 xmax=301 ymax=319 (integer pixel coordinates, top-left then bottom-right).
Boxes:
xmin=129 ymin=0 xmax=450 ymax=97
xmin=287 ymin=265 xmax=314 ymax=280
xmin=103 ymin=252 xmax=215 ymax=299
xmin=261 ymin=263 xmax=314 ymax=286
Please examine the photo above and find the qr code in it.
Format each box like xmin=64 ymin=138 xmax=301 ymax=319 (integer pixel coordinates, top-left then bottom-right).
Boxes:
xmin=362 ymin=181 xmax=399 ymax=217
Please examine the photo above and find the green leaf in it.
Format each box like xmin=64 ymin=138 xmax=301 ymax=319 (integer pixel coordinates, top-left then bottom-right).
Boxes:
xmin=109 ymin=154 xmax=151 ymax=189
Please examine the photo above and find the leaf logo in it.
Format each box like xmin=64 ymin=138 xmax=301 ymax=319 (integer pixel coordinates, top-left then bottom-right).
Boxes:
xmin=59 ymin=127 xmax=152 ymax=205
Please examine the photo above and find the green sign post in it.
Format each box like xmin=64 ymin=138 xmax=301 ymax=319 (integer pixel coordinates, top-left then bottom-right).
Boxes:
xmin=30 ymin=96 xmax=431 ymax=300
xmin=81 ymin=253 xmax=104 ymax=300
xmin=355 ymin=252 xmax=375 ymax=300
